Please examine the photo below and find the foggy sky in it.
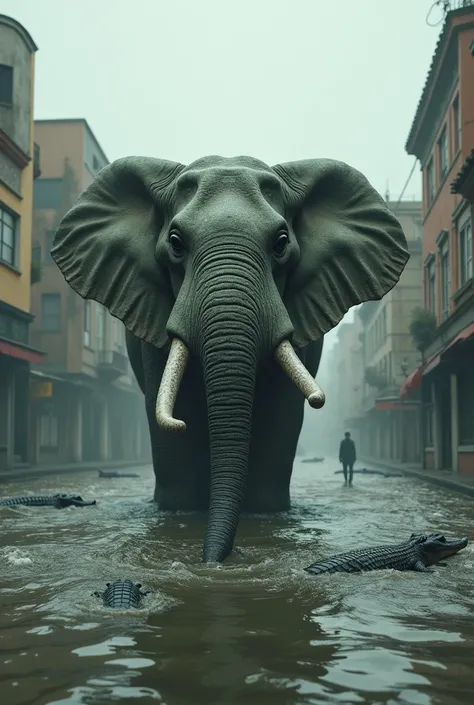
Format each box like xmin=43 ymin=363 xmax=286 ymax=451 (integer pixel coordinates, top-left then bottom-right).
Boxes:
xmin=7 ymin=0 xmax=439 ymax=200
xmin=5 ymin=0 xmax=441 ymax=450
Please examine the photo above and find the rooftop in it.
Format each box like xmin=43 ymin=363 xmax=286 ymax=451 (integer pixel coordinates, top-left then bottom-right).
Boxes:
xmin=405 ymin=2 xmax=474 ymax=155
xmin=35 ymin=118 xmax=109 ymax=165
xmin=0 ymin=14 xmax=38 ymax=53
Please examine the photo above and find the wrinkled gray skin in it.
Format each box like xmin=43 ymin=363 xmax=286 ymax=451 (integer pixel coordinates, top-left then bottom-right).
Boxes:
xmin=51 ymin=155 xmax=409 ymax=563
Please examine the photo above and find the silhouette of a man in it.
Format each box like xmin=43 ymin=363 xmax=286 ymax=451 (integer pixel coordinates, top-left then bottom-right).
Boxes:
xmin=339 ymin=431 xmax=356 ymax=486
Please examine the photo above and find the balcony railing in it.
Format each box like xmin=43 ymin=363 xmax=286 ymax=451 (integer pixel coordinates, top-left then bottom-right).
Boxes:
xmin=97 ymin=350 xmax=129 ymax=379
xmin=33 ymin=142 xmax=41 ymax=179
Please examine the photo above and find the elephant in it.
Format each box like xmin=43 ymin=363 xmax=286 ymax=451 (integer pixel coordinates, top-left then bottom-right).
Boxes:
xmin=51 ymin=155 xmax=409 ymax=564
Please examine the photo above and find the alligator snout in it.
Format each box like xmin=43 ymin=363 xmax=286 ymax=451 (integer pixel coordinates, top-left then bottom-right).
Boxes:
xmin=422 ymin=534 xmax=468 ymax=564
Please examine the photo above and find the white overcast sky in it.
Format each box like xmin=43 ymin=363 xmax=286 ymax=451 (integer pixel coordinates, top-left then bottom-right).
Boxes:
xmin=6 ymin=0 xmax=443 ymax=426
xmin=8 ymin=0 xmax=440 ymax=200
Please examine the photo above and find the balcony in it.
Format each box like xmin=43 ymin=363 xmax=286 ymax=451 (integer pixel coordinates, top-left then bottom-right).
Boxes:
xmin=33 ymin=143 xmax=41 ymax=179
xmin=97 ymin=350 xmax=129 ymax=382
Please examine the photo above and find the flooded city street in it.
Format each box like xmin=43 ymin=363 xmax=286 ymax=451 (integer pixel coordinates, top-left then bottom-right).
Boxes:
xmin=0 ymin=461 xmax=473 ymax=705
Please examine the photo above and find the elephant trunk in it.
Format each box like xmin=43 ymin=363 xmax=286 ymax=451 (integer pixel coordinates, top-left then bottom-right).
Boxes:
xmin=197 ymin=250 xmax=262 ymax=563
xmin=154 ymin=241 xmax=326 ymax=563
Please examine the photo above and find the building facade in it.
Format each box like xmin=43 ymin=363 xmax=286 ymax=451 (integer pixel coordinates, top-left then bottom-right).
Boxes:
xmin=314 ymin=321 xmax=359 ymax=454
xmin=30 ymin=119 xmax=150 ymax=465
xmin=352 ymin=201 xmax=423 ymax=463
xmin=0 ymin=15 xmax=43 ymax=470
xmin=403 ymin=3 xmax=474 ymax=474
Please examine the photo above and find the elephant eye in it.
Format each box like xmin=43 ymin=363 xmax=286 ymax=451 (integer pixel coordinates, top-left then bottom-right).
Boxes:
xmin=273 ymin=232 xmax=289 ymax=258
xmin=169 ymin=231 xmax=185 ymax=258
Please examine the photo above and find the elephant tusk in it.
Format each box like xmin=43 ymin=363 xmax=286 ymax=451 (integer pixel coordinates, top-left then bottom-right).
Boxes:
xmin=155 ymin=338 xmax=190 ymax=432
xmin=274 ymin=340 xmax=326 ymax=409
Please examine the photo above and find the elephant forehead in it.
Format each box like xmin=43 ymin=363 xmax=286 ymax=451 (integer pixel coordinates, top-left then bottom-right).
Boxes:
xmin=185 ymin=154 xmax=272 ymax=172
xmin=174 ymin=164 xmax=285 ymax=218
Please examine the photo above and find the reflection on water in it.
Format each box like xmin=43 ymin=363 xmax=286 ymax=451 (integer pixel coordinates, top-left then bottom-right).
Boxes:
xmin=0 ymin=461 xmax=473 ymax=704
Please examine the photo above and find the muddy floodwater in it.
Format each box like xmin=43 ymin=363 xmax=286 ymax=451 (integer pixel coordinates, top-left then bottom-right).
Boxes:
xmin=0 ymin=460 xmax=473 ymax=705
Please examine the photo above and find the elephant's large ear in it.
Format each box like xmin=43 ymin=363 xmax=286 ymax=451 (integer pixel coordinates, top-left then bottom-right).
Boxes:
xmin=51 ymin=157 xmax=185 ymax=348
xmin=272 ymin=159 xmax=409 ymax=349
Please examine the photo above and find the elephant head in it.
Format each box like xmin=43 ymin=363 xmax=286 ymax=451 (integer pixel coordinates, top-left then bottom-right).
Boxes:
xmin=51 ymin=155 xmax=409 ymax=562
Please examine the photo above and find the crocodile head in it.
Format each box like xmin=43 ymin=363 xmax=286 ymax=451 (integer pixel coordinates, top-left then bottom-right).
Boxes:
xmin=53 ymin=494 xmax=97 ymax=508
xmin=410 ymin=532 xmax=468 ymax=565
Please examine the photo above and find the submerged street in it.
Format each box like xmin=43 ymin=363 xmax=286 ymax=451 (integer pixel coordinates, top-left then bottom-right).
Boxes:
xmin=0 ymin=459 xmax=473 ymax=705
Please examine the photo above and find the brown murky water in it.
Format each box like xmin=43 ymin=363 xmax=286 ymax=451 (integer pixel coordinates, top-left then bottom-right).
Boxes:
xmin=0 ymin=459 xmax=473 ymax=705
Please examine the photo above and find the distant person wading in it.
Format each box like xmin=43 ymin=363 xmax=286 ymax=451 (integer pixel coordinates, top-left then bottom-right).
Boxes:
xmin=339 ymin=431 xmax=356 ymax=486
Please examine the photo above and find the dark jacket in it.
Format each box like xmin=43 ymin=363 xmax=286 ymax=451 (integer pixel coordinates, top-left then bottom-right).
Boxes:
xmin=339 ymin=437 xmax=356 ymax=464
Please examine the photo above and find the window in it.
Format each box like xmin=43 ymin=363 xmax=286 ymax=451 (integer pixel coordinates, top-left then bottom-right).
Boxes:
xmin=0 ymin=65 xmax=13 ymax=106
xmin=96 ymin=303 xmax=105 ymax=351
xmin=459 ymin=218 xmax=472 ymax=287
xmin=439 ymin=237 xmax=449 ymax=321
xmin=44 ymin=230 xmax=55 ymax=264
xmin=92 ymin=155 xmax=100 ymax=171
xmin=41 ymin=293 xmax=61 ymax=331
xmin=426 ymin=158 xmax=435 ymax=205
xmin=438 ymin=126 xmax=448 ymax=180
xmin=0 ymin=205 xmax=18 ymax=266
xmin=426 ymin=258 xmax=436 ymax=314
xmin=39 ymin=411 xmax=58 ymax=448
xmin=453 ymin=96 xmax=460 ymax=154
xmin=83 ymin=300 xmax=91 ymax=347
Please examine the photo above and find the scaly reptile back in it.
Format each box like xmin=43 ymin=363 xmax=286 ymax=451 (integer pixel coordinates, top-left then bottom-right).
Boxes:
xmin=304 ymin=541 xmax=421 ymax=575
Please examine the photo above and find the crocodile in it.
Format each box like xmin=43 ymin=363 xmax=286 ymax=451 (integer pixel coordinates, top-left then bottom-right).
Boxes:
xmin=93 ymin=580 xmax=150 ymax=609
xmin=304 ymin=532 xmax=468 ymax=575
xmin=0 ymin=493 xmax=96 ymax=509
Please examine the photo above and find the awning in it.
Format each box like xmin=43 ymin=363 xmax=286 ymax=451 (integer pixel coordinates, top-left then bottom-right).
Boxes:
xmin=30 ymin=369 xmax=68 ymax=383
xmin=399 ymin=365 xmax=423 ymax=399
xmin=422 ymin=354 xmax=441 ymax=376
xmin=375 ymin=399 xmax=418 ymax=412
xmin=422 ymin=323 xmax=474 ymax=377
xmin=444 ymin=322 xmax=474 ymax=353
xmin=0 ymin=339 xmax=44 ymax=364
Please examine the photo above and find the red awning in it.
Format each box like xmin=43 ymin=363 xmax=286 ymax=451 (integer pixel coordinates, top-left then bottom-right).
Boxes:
xmin=422 ymin=354 xmax=441 ymax=376
xmin=0 ymin=339 xmax=44 ymax=364
xmin=375 ymin=400 xmax=418 ymax=411
xmin=399 ymin=364 xmax=424 ymax=399
xmin=422 ymin=323 xmax=474 ymax=378
xmin=444 ymin=322 xmax=474 ymax=353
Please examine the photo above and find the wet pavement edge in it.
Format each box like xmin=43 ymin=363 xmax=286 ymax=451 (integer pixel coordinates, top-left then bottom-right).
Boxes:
xmin=361 ymin=456 xmax=474 ymax=499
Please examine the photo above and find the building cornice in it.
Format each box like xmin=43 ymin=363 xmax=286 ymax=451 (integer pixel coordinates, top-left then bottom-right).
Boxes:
xmin=0 ymin=128 xmax=30 ymax=167
xmin=0 ymin=14 xmax=38 ymax=53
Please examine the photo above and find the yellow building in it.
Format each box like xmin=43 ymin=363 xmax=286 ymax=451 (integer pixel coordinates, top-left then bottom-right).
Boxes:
xmin=0 ymin=15 xmax=43 ymax=470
